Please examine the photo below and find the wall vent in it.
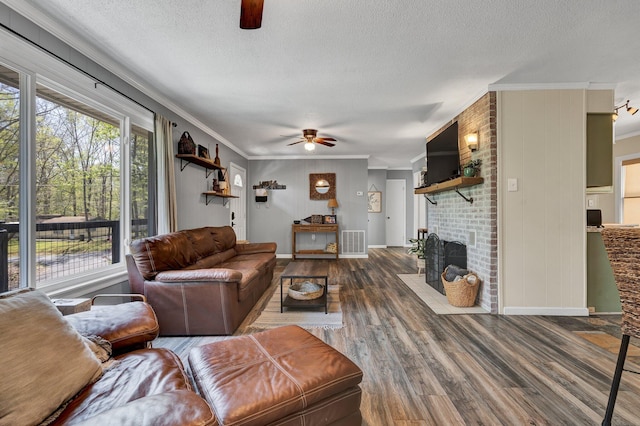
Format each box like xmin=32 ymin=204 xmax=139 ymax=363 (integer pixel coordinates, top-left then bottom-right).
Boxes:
xmin=341 ymin=230 xmax=366 ymax=255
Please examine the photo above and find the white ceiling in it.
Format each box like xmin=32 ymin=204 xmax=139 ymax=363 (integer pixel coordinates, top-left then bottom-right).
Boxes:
xmin=5 ymin=0 xmax=640 ymax=168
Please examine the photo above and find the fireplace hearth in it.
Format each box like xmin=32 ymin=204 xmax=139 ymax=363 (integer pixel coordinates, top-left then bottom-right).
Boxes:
xmin=424 ymin=233 xmax=467 ymax=294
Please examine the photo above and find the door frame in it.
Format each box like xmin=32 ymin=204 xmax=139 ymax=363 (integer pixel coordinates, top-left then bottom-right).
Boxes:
xmin=228 ymin=162 xmax=247 ymax=240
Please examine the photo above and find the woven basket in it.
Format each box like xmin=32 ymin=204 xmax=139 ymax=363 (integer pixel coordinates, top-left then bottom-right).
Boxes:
xmin=288 ymin=281 xmax=324 ymax=300
xmin=600 ymin=228 xmax=640 ymax=338
xmin=441 ymin=269 xmax=480 ymax=307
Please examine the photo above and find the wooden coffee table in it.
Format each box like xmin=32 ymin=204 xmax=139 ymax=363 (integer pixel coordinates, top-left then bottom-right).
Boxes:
xmin=280 ymin=261 xmax=329 ymax=314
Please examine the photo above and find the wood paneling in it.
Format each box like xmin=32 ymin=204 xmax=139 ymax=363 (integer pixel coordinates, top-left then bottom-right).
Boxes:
xmin=156 ymin=248 xmax=640 ymax=425
xmin=499 ymin=90 xmax=588 ymax=313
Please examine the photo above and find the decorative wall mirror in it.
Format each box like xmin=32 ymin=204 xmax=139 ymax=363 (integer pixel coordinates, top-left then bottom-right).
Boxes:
xmin=309 ymin=173 xmax=336 ymax=200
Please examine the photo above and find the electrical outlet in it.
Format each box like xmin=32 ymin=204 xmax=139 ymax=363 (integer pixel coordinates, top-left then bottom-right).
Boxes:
xmin=507 ymin=178 xmax=518 ymax=192
xmin=311 ymin=234 xmax=316 ymax=241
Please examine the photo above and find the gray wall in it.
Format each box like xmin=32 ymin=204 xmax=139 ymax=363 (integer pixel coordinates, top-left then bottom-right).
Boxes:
xmin=367 ymin=169 xmax=387 ymax=246
xmin=248 ymin=159 xmax=368 ymax=255
xmin=367 ymin=169 xmax=416 ymax=247
xmin=173 ymin=129 xmax=248 ymax=230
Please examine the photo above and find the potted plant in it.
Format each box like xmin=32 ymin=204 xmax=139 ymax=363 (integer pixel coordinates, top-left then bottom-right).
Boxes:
xmin=408 ymin=238 xmax=426 ymax=273
xmin=463 ymin=159 xmax=481 ymax=177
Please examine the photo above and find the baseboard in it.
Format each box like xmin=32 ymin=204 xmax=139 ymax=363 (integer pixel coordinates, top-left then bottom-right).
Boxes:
xmin=368 ymin=245 xmax=387 ymax=248
xmin=503 ymin=307 xmax=590 ymax=316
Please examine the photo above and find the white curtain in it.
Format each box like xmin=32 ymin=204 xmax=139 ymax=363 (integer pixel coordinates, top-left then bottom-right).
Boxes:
xmin=155 ymin=114 xmax=178 ymax=233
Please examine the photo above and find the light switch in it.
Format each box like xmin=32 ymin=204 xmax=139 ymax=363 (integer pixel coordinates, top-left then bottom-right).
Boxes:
xmin=356 ymin=191 xmax=364 ymax=196
xmin=587 ymin=199 xmax=595 ymax=207
xmin=507 ymin=178 xmax=518 ymax=192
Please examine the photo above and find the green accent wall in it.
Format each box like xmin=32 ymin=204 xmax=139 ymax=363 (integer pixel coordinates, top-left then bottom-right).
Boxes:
xmin=587 ymin=232 xmax=621 ymax=313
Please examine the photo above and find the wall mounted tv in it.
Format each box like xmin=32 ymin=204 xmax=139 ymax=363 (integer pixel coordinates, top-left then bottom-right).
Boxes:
xmin=425 ymin=121 xmax=460 ymax=186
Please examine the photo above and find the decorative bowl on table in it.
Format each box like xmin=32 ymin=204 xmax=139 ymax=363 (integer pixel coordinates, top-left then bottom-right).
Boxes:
xmin=288 ymin=281 xmax=324 ymax=300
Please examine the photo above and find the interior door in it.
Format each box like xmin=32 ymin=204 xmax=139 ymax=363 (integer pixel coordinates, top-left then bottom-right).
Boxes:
xmin=385 ymin=179 xmax=406 ymax=246
xmin=228 ymin=163 xmax=247 ymax=240
xmin=413 ymin=171 xmax=426 ymax=237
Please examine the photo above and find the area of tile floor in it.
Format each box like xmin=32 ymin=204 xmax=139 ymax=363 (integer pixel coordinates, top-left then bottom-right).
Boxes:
xmin=397 ymin=274 xmax=489 ymax=314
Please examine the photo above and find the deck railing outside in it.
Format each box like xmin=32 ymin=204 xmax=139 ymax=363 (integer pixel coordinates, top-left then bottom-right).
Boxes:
xmin=0 ymin=219 xmax=147 ymax=292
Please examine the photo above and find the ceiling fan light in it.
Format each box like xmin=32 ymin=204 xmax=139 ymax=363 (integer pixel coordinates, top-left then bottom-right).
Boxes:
xmin=304 ymin=141 xmax=315 ymax=151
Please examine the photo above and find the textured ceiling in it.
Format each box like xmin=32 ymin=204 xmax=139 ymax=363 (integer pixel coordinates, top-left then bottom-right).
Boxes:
xmin=5 ymin=0 xmax=640 ymax=168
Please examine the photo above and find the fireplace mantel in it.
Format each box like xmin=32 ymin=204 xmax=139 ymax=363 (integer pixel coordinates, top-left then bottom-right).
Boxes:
xmin=414 ymin=176 xmax=483 ymax=195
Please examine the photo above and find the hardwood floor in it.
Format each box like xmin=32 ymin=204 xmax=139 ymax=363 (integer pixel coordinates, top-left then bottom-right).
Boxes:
xmin=155 ymin=248 xmax=640 ymax=425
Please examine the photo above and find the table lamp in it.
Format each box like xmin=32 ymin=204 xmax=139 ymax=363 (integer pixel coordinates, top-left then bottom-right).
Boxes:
xmin=328 ymin=198 xmax=339 ymax=215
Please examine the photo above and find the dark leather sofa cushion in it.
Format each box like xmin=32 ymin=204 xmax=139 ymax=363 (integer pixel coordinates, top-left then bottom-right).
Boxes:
xmin=53 ymin=348 xmax=203 ymax=425
xmin=68 ymin=390 xmax=217 ymax=426
xmin=130 ymin=231 xmax=198 ymax=280
xmin=186 ymin=226 xmax=236 ymax=259
xmin=65 ymin=301 xmax=159 ymax=352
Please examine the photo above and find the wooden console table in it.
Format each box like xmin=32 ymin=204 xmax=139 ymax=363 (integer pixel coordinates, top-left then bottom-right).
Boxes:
xmin=292 ymin=224 xmax=339 ymax=260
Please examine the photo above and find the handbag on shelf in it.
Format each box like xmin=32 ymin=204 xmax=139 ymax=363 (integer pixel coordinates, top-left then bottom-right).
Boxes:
xmin=178 ymin=131 xmax=196 ymax=155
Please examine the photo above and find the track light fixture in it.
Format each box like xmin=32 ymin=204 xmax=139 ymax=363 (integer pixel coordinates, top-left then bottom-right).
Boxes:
xmin=613 ymin=100 xmax=639 ymax=122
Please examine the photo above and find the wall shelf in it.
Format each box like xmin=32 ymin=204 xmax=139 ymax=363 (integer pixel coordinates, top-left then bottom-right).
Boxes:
xmin=252 ymin=181 xmax=286 ymax=190
xmin=202 ymin=191 xmax=238 ymax=206
xmin=414 ymin=177 xmax=484 ymax=204
xmin=176 ymin=154 xmax=223 ymax=178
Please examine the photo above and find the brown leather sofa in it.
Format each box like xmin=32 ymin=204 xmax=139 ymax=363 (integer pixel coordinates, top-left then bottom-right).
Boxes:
xmin=126 ymin=226 xmax=277 ymax=336
xmin=0 ymin=289 xmax=215 ymax=426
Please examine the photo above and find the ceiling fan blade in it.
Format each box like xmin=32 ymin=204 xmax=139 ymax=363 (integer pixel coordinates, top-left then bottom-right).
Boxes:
xmin=240 ymin=0 xmax=264 ymax=29
xmin=316 ymin=137 xmax=337 ymax=142
xmin=316 ymin=140 xmax=335 ymax=147
xmin=287 ymin=140 xmax=305 ymax=146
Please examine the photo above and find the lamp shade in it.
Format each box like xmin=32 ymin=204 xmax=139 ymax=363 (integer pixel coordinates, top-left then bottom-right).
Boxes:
xmin=328 ymin=198 xmax=339 ymax=209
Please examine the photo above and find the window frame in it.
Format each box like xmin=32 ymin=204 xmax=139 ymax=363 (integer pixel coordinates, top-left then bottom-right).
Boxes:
xmin=0 ymin=28 xmax=154 ymax=296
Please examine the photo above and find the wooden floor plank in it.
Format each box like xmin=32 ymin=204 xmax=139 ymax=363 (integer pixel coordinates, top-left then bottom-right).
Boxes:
xmin=155 ymin=248 xmax=640 ymax=425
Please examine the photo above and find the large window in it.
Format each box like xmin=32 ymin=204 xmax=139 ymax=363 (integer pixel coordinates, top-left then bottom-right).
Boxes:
xmin=0 ymin=65 xmax=20 ymax=291
xmin=34 ymin=84 xmax=122 ymax=283
xmin=622 ymin=159 xmax=640 ymax=225
xmin=0 ymin=34 xmax=155 ymax=293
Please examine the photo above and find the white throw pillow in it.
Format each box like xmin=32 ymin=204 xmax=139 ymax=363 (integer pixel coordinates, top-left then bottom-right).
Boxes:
xmin=0 ymin=290 xmax=102 ymax=426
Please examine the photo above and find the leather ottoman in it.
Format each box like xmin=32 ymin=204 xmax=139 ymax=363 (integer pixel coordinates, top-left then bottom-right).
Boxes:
xmin=188 ymin=325 xmax=363 ymax=425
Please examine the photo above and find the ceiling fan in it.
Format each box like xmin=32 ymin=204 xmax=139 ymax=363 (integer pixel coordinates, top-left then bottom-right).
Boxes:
xmin=287 ymin=129 xmax=337 ymax=151
xmin=240 ymin=0 xmax=264 ymax=29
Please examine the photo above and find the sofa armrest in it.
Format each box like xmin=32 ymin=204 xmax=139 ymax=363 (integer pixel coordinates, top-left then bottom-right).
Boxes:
xmin=155 ymin=268 xmax=242 ymax=283
xmin=234 ymin=242 xmax=277 ymax=255
xmin=65 ymin=301 xmax=159 ymax=353
xmin=71 ymin=390 xmax=217 ymax=426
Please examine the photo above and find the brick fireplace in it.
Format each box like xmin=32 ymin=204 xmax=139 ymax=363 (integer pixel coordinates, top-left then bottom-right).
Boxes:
xmin=425 ymin=92 xmax=498 ymax=313
xmin=424 ymin=233 xmax=467 ymax=295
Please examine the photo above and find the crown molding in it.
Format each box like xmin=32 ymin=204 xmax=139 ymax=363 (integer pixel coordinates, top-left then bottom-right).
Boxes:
xmin=411 ymin=152 xmax=425 ymax=163
xmin=248 ymin=154 xmax=369 ymax=161
xmin=616 ymin=128 xmax=640 ymax=141
xmin=1 ymin=0 xmax=248 ymax=158
xmin=488 ymin=82 xmax=616 ymax=92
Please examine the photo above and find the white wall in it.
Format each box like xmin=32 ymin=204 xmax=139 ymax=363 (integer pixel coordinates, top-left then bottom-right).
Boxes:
xmin=498 ymin=89 xmax=590 ymax=315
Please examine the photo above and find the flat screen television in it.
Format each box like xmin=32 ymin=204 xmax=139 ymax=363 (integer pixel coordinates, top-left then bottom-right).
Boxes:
xmin=425 ymin=121 xmax=460 ymax=186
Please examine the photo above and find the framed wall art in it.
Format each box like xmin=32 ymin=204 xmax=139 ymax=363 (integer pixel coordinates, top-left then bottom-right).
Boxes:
xmin=323 ymin=215 xmax=337 ymax=224
xmin=309 ymin=173 xmax=336 ymax=200
xmin=368 ymin=191 xmax=382 ymax=213
xmin=197 ymin=144 xmax=210 ymax=159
